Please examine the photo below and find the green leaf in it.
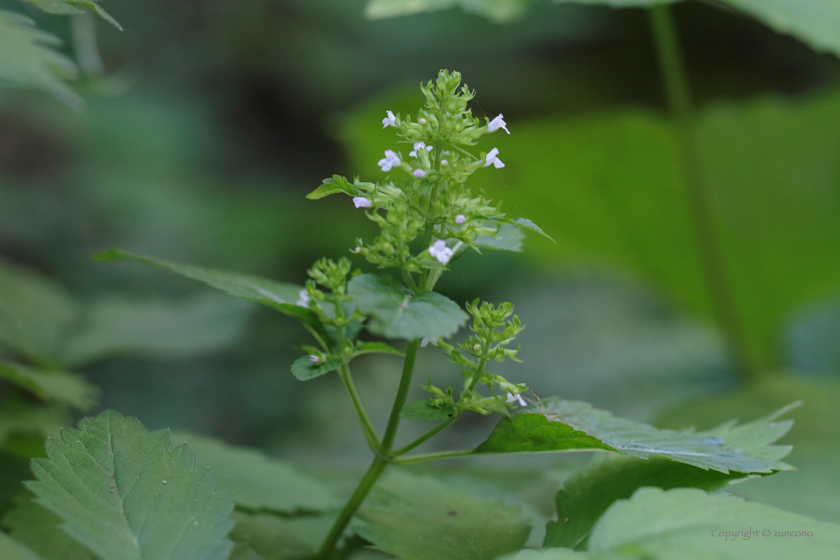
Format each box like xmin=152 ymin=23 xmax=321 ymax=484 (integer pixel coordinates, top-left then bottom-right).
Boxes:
xmin=542 ymin=455 xmax=753 ymax=549
xmin=21 ymin=1 xmax=122 ymax=31
xmin=290 ymin=356 xmax=342 ymax=381
xmin=365 ymin=0 xmax=530 ymax=23
xmin=352 ymin=341 xmax=404 ymax=357
xmin=305 ymin=175 xmax=353 ymax=200
xmin=348 ymin=273 xmax=469 ymax=340
xmin=499 ymin=217 xmax=555 ymax=243
xmin=2 ymin=492 xmax=94 ymax=560
xmin=0 ymin=400 xmax=65 ymax=449
xmin=229 ymin=511 xmax=334 ymax=560
xmin=26 ymin=410 xmax=235 ymax=560
xmin=61 ymin=294 xmax=252 ymax=367
xmin=94 ymin=250 xmax=326 ymax=341
xmin=474 ymin=223 xmax=525 ymax=252
xmin=400 ymin=399 xmax=454 ymax=421
xmin=0 ymin=362 xmax=98 ymax=410
xmin=173 ymin=432 xmax=338 ymax=514
xmin=0 ymin=259 xmax=77 ymax=364
xmin=0 ymin=10 xmax=81 ymax=109
xmin=474 ymin=414 xmax=615 ymax=454
xmin=355 ymin=470 xmax=531 ymax=560
xmin=0 ymin=532 xmax=43 ymax=560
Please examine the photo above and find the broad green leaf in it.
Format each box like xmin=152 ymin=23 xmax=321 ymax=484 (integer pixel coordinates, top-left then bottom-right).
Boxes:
xmin=2 ymin=492 xmax=94 ymax=560
xmin=229 ymin=511 xmax=334 ymax=560
xmin=173 ymin=433 xmax=338 ymax=514
xmin=0 ymin=532 xmax=43 ymax=560
xmin=542 ymin=455 xmax=752 ymax=549
xmin=21 ymin=1 xmax=122 ymax=30
xmin=348 ymin=273 xmax=468 ymax=340
xmin=94 ymin=250 xmax=326 ymax=340
xmin=305 ymin=175 xmax=353 ymax=200
xmin=475 ymin=400 xmax=793 ymax=473
xmin=227 ymin=543 xmax=265 ymax=560
xmin=290 ymin=356 xmax=342 ymax=381
xmin=500 ymin=217 xmax=555 ymax=242
xmin=0 ymin=362 xmax=98 ymax=410
xmin=61 ymin=294 xmax=252 ymax=367
xmin=0 ymin=10 xmax=80 ymax=109
xmin=355 ymin=470 xmax=531 ymax=560
xmin=26 ymin=410 xmax=235 ymax=560
xmin=0 ymin=259 xmax=77 ymax=364
xmin=473 ymin=223 xmax=525 ymax=252
xmin=352 ymin=341 xmax=404 ymax=357
xmin=400 ymin=399 xmax=454 ymax=421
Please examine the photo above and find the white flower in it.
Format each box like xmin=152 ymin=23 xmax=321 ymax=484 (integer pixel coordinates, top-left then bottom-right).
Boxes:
xmin=455 ymin=214 xmax=466 ymax=224
xmin=309 ymin=354 xmax=320 ymax=363
xmin=409 ymin=142 xmax=433 ymax=157
xmin=428 ymin=240 xmax=453 ymax=265
xmin=353 ymin=246 xmax=362 ymax=253
xmin=488 ymin=113 xmax=510 ymax=134
xmin=420 ymin=336 xmax=438 ymax=348
xmin=296 ymin=289 xmax=309 ymax=307
xmin=440 ymin=159 xmax=449 ymax=167
xmin=506 ymin=392 xmax=527 ymax=407
xmin=484 ymin=147 xmax=505 ymax=169
xmin=378 ymin=150 xmax=401 ymax=172
xmin=382 ymin=110 xmax=397 ymax=128
xmin=353 ymin=197 xmax=372 ymax=208
xmin=413 ymin=169 xmax=426 ymax=178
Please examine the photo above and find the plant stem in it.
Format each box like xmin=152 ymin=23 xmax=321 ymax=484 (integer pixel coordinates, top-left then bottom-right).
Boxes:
xmin=648 ymin=4 xmax=757 ymax=380
xmin=380 ymin=339 xmax=420 ymax=453
xmin=392 ymin=449 xmax=474 ymax=465
xmin=392 ymin=415 xmax=457 ymax=457
xmin=337 ymin=363 xmax=380 ymax=450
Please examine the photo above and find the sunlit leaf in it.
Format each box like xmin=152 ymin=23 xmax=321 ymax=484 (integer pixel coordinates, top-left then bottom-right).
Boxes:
xmin=474 ymin=414 xmax=614 ymax=454
xmin=26 ymin=410 xmax=235 ymax=560
xmin=0 ymin=362 xmax=98 ymax=410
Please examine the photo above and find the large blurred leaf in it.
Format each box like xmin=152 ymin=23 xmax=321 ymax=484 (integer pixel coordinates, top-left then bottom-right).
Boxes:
xmin=475 ymin=399 xmax=793 ymax=473
xmin=228 ymin=511 xmax=334 ymax=560
xmin=2 ymin=492 xmax=94 ymax=560
xmin=173 ymin=433 xmax=338 ymax=514
xmin=0 ymin=362 xmax=97 ymax=410
xmin=26 ymin=410 xmax=235 ymax=560
xmin=21 ymin=0 xmax=122 ymax=30
xmin=355 ymin=470 xmax=531 ymax=560
xmin=0 ymin=531 xmax=42 ymax=560
xmin=348 ymin=273 xmax=469 ymax=340
xmin=61 ymin=294 xmax=252 ymax=367
xmin=0 ymin=10 xmax=80 ymax=109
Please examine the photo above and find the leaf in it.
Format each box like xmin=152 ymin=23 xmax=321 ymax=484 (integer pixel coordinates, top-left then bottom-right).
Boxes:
xmin=474 ymin=223 xmax=525 ymax=253
xmin=290 ymin=356 xmax=342 ymax=381
xmin=365 ymin=0 xmax=530 ymax=23
xmin=94 ymin=250 xmax=326 ymax=340
xmin=352 ymin=341 xmax=404 ymax=357
xmin=2 ymin=492 xmax=94 ymax=560
xmin=0 ymin=400 xmax=66 ymax=448
xmin=26 ymin=410 xmax=235 ymax=560
xmin=0 ymin=361 xmax=98 ymax=410
xmin=542 ymin=455 xmax=753 ymax=549
xmin=229 ymin=511 xmax=334 ymax=560
xmin=173 ymin=432 xmax=338 ymax=514
xmin=400 ymin=399 xmax=454 ymax=421
xmin=348 ymin=273 xmax=468 ymax=340
xmin=61 ymin=294 xmax=253 ymax=367
xmin=499 ymin=217 xmax=555 ymax=243
xmin=474 ymin=414 xmax=615 ymax=454
xmin=0 ymin=259 xmax=77 ymax=364
xmin=21 ymin=1 xmax=123 ymax=31
xmin=0 ymin=532 xmax=43 ymax=560
xmin=355 ymin=470 xmax=531 ymax=560
xmin=305 ymin=175 xmax=353 ymax=200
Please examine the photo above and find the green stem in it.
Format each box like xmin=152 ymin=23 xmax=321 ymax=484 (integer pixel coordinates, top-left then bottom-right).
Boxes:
xmin=392 ymin=449 xmax=474 ymax=465
xmin=392 ymin=415 xmax=457 ymax=457
xmin=380 ymin=339 xmax=420 ymax=453
xmin=648 ymin=4 xmax=757 ymax=380
xmin=401 ymin=267 xmax=419 ymax=292
xmin=337 ymin=363 xmax=380 ymax=450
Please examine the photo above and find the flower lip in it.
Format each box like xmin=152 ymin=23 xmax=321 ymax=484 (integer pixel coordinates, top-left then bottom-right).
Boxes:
xmin=413 ymin=169 xmax=427 ymax=178
xmin=409 ymin=142 xmax=433 ymax=157
xmin=353 ymin=196 xmax=372 ymax=208
xmin=296 ymin=289 xmax=309 ymax=307
xmin=378 ymin=150 xmax=401 ymax=172
xmin=484 ymin=147 xmax=505 ymax=169
xmin=382 ymin=110 xmax=397 ymax=128
xmin=506 ymin=392 xmax=527 ymax=407
xmin=488 ymin=113 xmax=510 ymax=134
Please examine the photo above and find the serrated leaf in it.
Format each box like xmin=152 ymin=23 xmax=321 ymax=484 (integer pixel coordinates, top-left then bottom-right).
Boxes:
xmin=21 ymin=1 xmax=122 ymax=31
xmin=348 ymin=273 xmax=468 ymax=340
xmin=400 ymin=399 xmax=454 ymax=421
xmin=173 ymin=433 xmax=338 ymax=514
xmin=474 ymin=223 xmax=525 ymax=252
xmin=355 ymin=470 xmax=531 ymax=560
xmin=474 ymin=414 xmax=615 ymax=454
xmin=0 ymin=10 xmax=81 ymax=109
xmin=229 ymin=511 xmax=334 ymax=560
xmin=0 ymin=362 xmax=98 ymax=410
xmin=305 ymin=175 xmax=353 ymax=200
xmin=94 ymin=250 xmax=326 ymax=341
xmin=352 ymin=341 xmax=404 ymax=357
xmin=26 ymin=410 xmax=235 ymax=560
xmin=0 ymin=531 xmax=43 ymax=560
xmin=542 ymin=455 xmax=753 ymax=549
xmin=2 ymin=492 xmax=94 ymax=560
xmin=61 ymin=294 xmax=252 ymax=367
xmin=290 ymin=356 xmax=342 ymax=381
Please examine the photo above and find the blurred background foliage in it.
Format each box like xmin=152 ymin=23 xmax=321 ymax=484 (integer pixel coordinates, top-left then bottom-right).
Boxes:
xmin=0 ymin=0 xmax=839 ymax=527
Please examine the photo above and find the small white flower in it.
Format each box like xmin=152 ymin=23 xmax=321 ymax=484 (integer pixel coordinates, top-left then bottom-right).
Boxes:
xmin=487 ymin=113 xmax=510 ymax=134
xmin=506 ymin=392 xmax=527 ymax=407
xmin=353 ymin=197 xmax=372 ymax=208
xmin=353 ymin=246 xmax=362 ymax=253
xmin=418 ymin=117 xmax=427 ymax=125
xmin=413 ymin=169 xmax=427 ymax=178
xmin=309 ymin=354 xmax=320 ymax=363
xmin=440 ymin=159 xmax=449 ymax=167
xmin=455 ymin=214 xmax=466 ymax=224
xmin=378 ymin=150 xmax=401 ymax=172
xmin=409 ymin=142 xmax=433 ymax=157
xmin=296 ymin=289 xmax=309 ymax=307
xmin=484 ymin=147 xmax=505 ymax=169
xmin=428 ymin=239 xmax=453 ymax=265
xmin=382 ymin=110 xmax=397 ymax=128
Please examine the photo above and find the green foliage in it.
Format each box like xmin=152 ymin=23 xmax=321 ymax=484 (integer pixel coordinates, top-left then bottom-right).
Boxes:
xmin=21 ymin=1 xmax=122 ymax=31
xmin=290 ymin=355 xmax=343 ymax=381
xmin=475 ymin=414 xmax=614 ymax=453
xmin=2 ymin=492 xmax=94 ymax=560
xmin=26 ymin=410 xmax=235 ymax=560
xmin=229 ymin=510 xmax=335 ymax=560
xmin=0 ymin=531 xmax=42 ymax=560
xmin=0 ymin=362 xmax=98 ymax=410
xmin=348 ymin=273 xmax=468 ymax=340
xmin=355 ymin=470 xmax=531 ymax=560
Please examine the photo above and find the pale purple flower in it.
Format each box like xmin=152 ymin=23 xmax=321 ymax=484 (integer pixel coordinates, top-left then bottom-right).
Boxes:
xmin=455 ymin=214 xmax=466 ymax=224
xmin=378 ymin=150 xmax=401 ymax=172
xmin=488 ymin=113 xmax=510 ymax=134
xmin=413 ymin=169 xmax=427 ymax=178
xmin=309 ymin=354 xmax=320 ymax=363
xmin=506 ymin=392 xmax=526 ymax=407
xmin=382 ymin=110 xmax=397 ymax=128
xmin=353 ymin=197 xmax=372 ymax=208
xmin=410 ymin=142 xmax=433 ymax=157
xmin=296 ymin=289 xmax=309 ymax=307
xmin=428 ymin=240 xmax=453 ymax=265
xmin=484 ymin=147 xmax=505 ymax=169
